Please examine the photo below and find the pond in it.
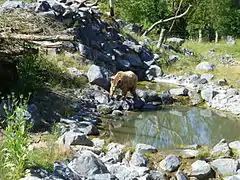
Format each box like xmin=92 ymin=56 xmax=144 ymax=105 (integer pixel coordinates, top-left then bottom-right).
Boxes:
xmin=109 ymin=106 xmax=240 ymax=149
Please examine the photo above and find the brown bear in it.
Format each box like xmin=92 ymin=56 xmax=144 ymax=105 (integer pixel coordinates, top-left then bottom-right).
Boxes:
xmin=109 ymin=71 xmax=138 ymax=98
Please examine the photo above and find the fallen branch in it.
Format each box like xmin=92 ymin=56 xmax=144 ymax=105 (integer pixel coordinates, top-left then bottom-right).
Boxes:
xmin=142 ymin=4 xmax=192 ymax=37
xmin=31 ymin=41 xmax=63 ymax=48
xmin=0 ymin=33 xmax=75 ymax=41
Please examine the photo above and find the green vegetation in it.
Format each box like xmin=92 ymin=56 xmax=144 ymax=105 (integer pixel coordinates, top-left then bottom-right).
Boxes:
xmin=0 ymin=94 xmax=31 ymax=180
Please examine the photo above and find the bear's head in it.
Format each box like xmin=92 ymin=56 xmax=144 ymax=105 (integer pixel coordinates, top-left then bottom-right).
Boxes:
xmin=109 ymin=74 xmax=122 ymax=97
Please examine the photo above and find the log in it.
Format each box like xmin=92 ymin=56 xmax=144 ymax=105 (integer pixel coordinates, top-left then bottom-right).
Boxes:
xmin=142 ymin=5 xmax=192 ymax=37
xmin=0 ymin=33 xmax=75 ymax=41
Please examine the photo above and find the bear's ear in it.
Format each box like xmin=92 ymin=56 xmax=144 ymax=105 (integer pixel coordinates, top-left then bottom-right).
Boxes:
xmin=117 ymin=79 xmax=122 ymax=85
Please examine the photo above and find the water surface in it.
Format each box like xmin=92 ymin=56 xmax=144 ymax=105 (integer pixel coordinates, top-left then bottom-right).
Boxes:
xmin=110 ymin=106 xmax=240 ymax=149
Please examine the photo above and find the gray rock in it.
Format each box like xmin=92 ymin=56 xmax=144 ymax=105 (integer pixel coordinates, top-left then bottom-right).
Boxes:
xmin=136 ymin=143 xmax=157 ymax=154
xmin=200 ymin=88 xmax=218 ymax=102
xmin=75 ymin=121 xmax=99 ymax=135
xmin=58 ymin=131 xmax=93 ymax=146
xmin=188 ymin=91 xmax=202 ymax=106
xmin=168 ymin=55 xmax=180 ymax=64
xmin=68 ymin=150 xmax=109 ymax=177
xmin=112 ymin=110 xmax=123 ymax=116
xmin=226 ymin=36 xmax=236 ymax=45
xmin=101 ymin=143 xmax=125 ymax=163
xmin=88 ymin=173 xmax=118 ymax=180
xmin=211 ymin=158 xmax=239 ymax=176
xmin=92 ymin=138 xmax=105 ymax=149
xmin=2 ymin=1 xmax=26 ymax=9
xmin=124 ymin=53 xmax=144 ymax=67
xmin=169 ymin=87 xmax=189 ymax=96
xmin=166 ymin=38 xmax=185 ymax=46
xmin=136 ymin=89 xmax=160 ymax=103
xmin=149 ymin=170 xmax=166 ymax=180
xmin=97 ymin=104 xmax=112 ymax=114
xmin=218 ymin=79 xmax=228 ymax=86
xmin=35 ymin=0 xmax=51 ymax=12
xmin=229 ymin=141 xmax=240 ymax=151
xmin=145 ymin=65 xmax=163 ymax=80
xmin=176 ymin=171 xmax=188 ymax=180
xmin=87 ymin=65 xmax=111 ymax=91
xmin=200 ymin=74 xmax=214 ymax=82
xmin=130 ymin=152 xmax=148 ymax=167
xmin=52 ymin=2 xmax=65 ymax=14
xmin=196 ymin=62 xmax=216 ymax=71
xmin=159 ymin=154 xmax=181 ymax=172
xmin=224 ymin=174 xmax=240 ymax=180
xmin=211 ymin=139 xmax=231 ymax=157
xmin=178 ymin=149 xmax=199 ymax=159
xmin=184 ymin=144 xmax=201 ymax=150
xmin=191 ymin=160 xmax=214 ymax=179
xmin=19 ymin=177 xmax=42 ymax=180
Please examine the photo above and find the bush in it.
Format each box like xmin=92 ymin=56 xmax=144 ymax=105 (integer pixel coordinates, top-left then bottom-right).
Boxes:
xmin=1 ymin=94 xmax=31 ymax=179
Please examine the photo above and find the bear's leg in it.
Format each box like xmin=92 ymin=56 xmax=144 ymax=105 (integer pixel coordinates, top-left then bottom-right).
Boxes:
xmin=121 ymin=90 xmax=128 ymax=99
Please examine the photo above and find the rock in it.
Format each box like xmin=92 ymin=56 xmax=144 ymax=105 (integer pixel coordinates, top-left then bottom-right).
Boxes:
xmin=229 ymin=141 xmax=240 ymax=151
xmin=145 ymin=65 xmax=163 ymax=80
xmin=74 ymin=121 xmax=99 ymax=135
xmin=52 ymin=2 xmax=65 ymax=15
xmin=2 ymin=1 xmax=26 ymax=9
xmin=136 ymin=90 xmax=160 ymax=103
xmin=178 ymin=149 xmax=199 ymax=158
xmin=200 ymin=88 xmax=218 ymax=102
xmin=58 ymin=131 xmax=93 ymax=146
xmin=129 ymin=152 xmax=148 ymax=167
xmin=210 ymin=158 xmax=240 ymax=176
xmin=88 ymin=173 xmax=118 ymax=180
xmin=191 ymin=160 xmax=214 ymax=179
xmin=176 ymin=171 xmax=188 ymax=180
xmin=210 ymin=158 xmax=239 ymax=176
xmin=196 ymin=62 xmax=216 ymax=71
xmin=87 ymin=65 xmax=112 ymax=91
xmin=184 ymin=144 xmax=201 ymax=150
xmin=224 ymin=174 xmax=240 ymax=180
xmin=101 ymin=143 xmax=125 ymax=163
xmin=35 ymin=0 xmax=51 ymax=12
xmin=97 ymin=104 xmax=112 ymax=114
xmin=52 ymin=161 xmax=81 ymax=180
xmin=200 ymin=74 xmax=214 ymax=82
xmin=149 ymin=170 xmax=166 ymax=180
xmin=211 ymin=139 xmax=231 ymax=157
xmin=166 ymin=38 xmax=185 ymax=47
xmin=136 ymin=143 xmax=157 ymax=154
xmin=188 ymin=91 xmax=202 ymax=106
xmin=159 ymin=93 xmax=174 ymax=105
xmin=159 ymin=154 xmax=181 ymax=172
xmin=19 ymin=177 xmax=42 ymax=180
xmin=226 ymin=36 xmax=236 ymax=45
xmin=92 ymin=138 xmax=105 ymax=149
xmin=68 ymin=150 xmax=109 ymax=177
xmin=168 ymin=55 xmax=180 ymax=64
xmin=112 ymin=110 xmax=123 ymax=116
xmin=140 ymin=46 xmax=156 ymax=66
xmin=169 ymin=87 xmax=189 ymax=96
xmin=218 ymin=79 xmax=228 ymax=86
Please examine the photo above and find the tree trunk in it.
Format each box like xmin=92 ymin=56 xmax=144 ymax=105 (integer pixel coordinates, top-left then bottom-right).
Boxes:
xmin=109 ymin=0 xmax=114 ymax=16
xmin=198 ymin=29 xmax=202 ymax=43
xmin=157 ymin=28 xmax=166 ymax=48
xmin=215 ymin=31 xmax=218 ymax=43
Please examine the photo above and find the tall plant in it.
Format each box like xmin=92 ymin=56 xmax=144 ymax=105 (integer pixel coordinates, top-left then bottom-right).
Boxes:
xmin=1 ymin=93 xmax=31 ymax=179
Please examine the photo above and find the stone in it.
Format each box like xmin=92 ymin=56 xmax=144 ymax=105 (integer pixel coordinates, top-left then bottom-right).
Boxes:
xmin=19 ymin=177 xmax=42 ymax=180
xmin=200 ymin=74 xmax=214 ymax=82
xmin=136 ymin=143 xmax=157 ymax=154
xmin=166 ymin=38 xmax=185 ymax=46
xmin=218 ymin=79 xmax=228 ymax=86
xmin=88 ymin=173 xmax=118 ymax=180
xmin=2 ymin=1 xmax=26 ymax=9
xmin=211 ymin=139 xmax=231 ymax=157
xmin=140 ymin=46 xmax=156 ymax=66
xmin=136 ymin=89 xmax=160 ymax=103
xmin=101 ymin=143 xmax=125 ymax=163
xmin=112 ymin=110 xmax=123 ymax=116
xmin=168 ymin=55 xmax=180 ymax=64
xmin=169 ymin=87 xmax=189 ymax=96
xmin=200 ymin=88 xmax=218 ymax=102
xmin=97 ymin=104 xmax=112 ymax=114
xmin=145 ymin=65 xmax=163 ymax=80
xmin=58 ymin=131 xmax=93 ymax=146
xmin=184 ymin=144 xmax=201 ymax=150
xmin=229 ymin=141 xmax=240 ymax=151
xmin=149 ymin=170 xmax=166 ymax=180
xmin=211 ymin=158 xmax=239 ymax=176
xmin=52 ymin=2 xmax=65 ymax=14
xmin=159 ymin=154 xmax=181 ymax=172
xmin=35 ymin=0 xmax=51 ymax=12
xmin=226 ymin=36 xmax=236 ymax=45
xmin=87 ymin=65 xmax=112 ymax=91
xmin=176 ymin=171 xmax=188 ymax=180
xmin=188 ymin=91 xmax=202 ymax=106
xmin=159 ymin=93 xmax=174 ymax=105
xmin=196 ymin=62 xmax=216 ymax=71
xmin=92 ymin=138 xmax=105 ymax=149
xmin=178 ymin=149 xmax=199 ymax=158
xmin=224 ymin=174 xmax=240 ymax=180
xmin=68 ymin=150 xmax=109 ymax=177
xmin=129 ymin=152 xmax=148 ymax=167
xmin=75 ymin=121 xmax=99 ymax=135
xmin=191 ymin=160 xmax=214 ymax=179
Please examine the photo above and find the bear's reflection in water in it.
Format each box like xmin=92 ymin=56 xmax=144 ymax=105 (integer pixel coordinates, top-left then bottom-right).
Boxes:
xmin=106 ymin=106 xmax=240 ymax=149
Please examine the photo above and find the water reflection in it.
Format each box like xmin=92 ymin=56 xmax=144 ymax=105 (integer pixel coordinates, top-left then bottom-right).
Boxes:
xmin=110 ymin=106 xmax=240 ymax=149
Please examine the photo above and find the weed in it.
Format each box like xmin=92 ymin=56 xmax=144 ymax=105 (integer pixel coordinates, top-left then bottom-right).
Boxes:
xmin=1 ymin=93 xmax=31 ymax=179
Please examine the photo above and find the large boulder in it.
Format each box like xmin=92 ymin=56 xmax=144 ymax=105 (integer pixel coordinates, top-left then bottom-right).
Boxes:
xmin=68 ymin=150 xmax=109 ymax=177
xmin=58 ymin=131 xmax=93 ymax=146
xmin=210 ymin=158 xmax=239 ymax=176
xmin=159 ymin=154 xmax=181 ymax=172
xmin=87 ymin=65 xmax=112 ymax=91
xmin=191 ymin=160 xmax=214 ymax=179
xmin=145 ymin=65 xmax=163 ymax=80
